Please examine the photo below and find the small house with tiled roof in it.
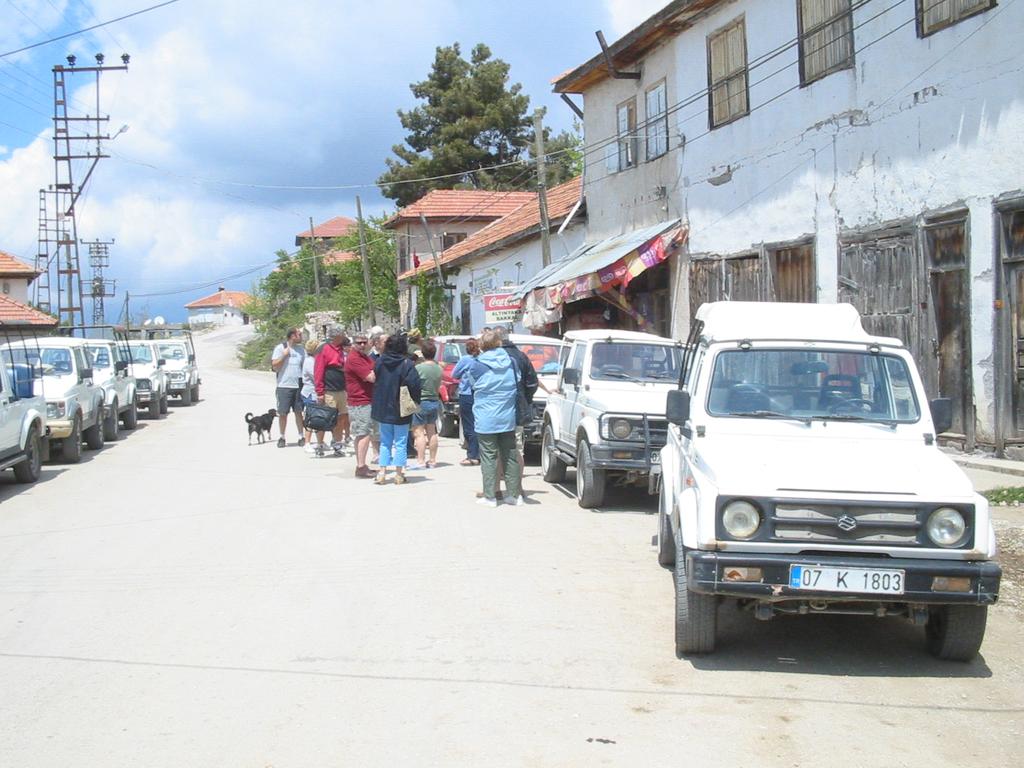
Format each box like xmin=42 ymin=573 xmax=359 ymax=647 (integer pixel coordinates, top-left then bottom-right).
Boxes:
xmin=396 ymin=178 xmax=585 ymax=332
xmin=0 ymin=250 xmax=40 ymax=305
xmin=294 ymin=216 xmax=358 ymax=247
xmin=184 ymin=287 xmax=251 ymax=327
xmin=0 ymin=294 xmax=57 ymax=329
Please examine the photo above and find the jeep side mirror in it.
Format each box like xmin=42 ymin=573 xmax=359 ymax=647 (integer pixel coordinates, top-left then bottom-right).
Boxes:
xmin=930 ymin=398 xmax=952 ymax=434
xmin=157 ymin=358 xmax=166 ymax=367
xmin=80 ymin=367 xmax=93 ymax=383
xmin=114 ymin=360 xmax=128 ymax=373
xmin=563 ymin=368 xmax=580 ymax=387
xmin=666 ymin=389 xmax=690 ymax=426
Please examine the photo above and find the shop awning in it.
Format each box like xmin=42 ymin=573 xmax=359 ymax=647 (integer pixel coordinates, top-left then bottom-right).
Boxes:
xmin=519 ymin=219 xmax=686 ymax=328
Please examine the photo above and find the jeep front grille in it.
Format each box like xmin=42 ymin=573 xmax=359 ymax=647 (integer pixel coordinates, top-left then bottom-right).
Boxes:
xmin=773 ymin=505 xmax=920 ymax=545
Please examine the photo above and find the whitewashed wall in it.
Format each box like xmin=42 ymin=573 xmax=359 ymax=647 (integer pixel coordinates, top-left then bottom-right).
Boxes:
xmin=187 ymin=306 xmax=246 ymax=327
xmin=1 ymin=277 xmax=31 ymax=303
xmin=578 ymin=0 xmax=1023 ymax=440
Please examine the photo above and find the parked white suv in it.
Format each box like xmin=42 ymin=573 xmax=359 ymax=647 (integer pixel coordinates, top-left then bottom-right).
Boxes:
xmin=128 ymin=340 xmax=169 ymax=419
xmin=659 ymin=302 xmax=1000 ymax=661
xmin=86 ymin=339 xmax=139 ymax=440
xmin=157 ymin=337 xmax=199 ymax=405
xmin=0 ymin=347 xmax=47 ymax=483
xmin=2 ymin=338 xmax=105 ymax=462
xmin=541 ymin=329 xmax=683 ymax=507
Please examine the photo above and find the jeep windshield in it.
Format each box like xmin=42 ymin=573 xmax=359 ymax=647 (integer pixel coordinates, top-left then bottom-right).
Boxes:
xmin=519 ymin=343 xmax=564 ymax=376
xmin=589 ymin=342 xmax=681 ymax=382
xmin=4 ymin=347 xmax=74 ymax=375
xmin=128 ymin=344 xmax=153 ymax=364
xmin=86 ymin=345 xmax=112 ymax=369
xmin=158 ymin=343 xmax=188 ymax=361
xmin=707 ymin=348 xmax=921 ymax=423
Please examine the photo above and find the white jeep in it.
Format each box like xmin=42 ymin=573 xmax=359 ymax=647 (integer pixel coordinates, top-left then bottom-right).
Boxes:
xmin=128 ymin=340 xmax=169 ymax=419
xmin=85 ymin=339 xmax=139 ymax=440
xmin=157 ymin=337 xmax=199 ymax=405
xmin=540 ymin=329 xmax=683 ymax=508
xmin=2 ymin=338 xmax=106 ymax=463
xmin=0 ymin=347 xmax=48 ymax=483
xmin=659 ymin=301 xmax=1000 ymax=661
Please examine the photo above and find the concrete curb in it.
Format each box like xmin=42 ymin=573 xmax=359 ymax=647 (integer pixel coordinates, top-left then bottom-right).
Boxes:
xmin=951 ymin=457 xmax=1024 ymax=480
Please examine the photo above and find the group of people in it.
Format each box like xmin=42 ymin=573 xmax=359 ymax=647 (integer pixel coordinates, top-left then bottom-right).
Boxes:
xmin=270 ymin=324 xmax=538 ymax=505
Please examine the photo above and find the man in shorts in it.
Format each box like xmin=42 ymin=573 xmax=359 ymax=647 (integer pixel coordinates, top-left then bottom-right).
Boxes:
xmin=344 ymin=331 xmax=377 ymax=477
xmin=271 ymin=327 xmax=306 ymax=447
xmin=314 ymin=325 xmax=349 ymax=457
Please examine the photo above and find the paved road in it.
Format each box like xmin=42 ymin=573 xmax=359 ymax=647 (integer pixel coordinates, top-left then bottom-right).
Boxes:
xmin=1 ymin=326 xmax=1022 ymax=767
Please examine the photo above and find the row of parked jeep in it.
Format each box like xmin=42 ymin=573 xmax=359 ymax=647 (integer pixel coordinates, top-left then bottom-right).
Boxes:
xmin=0 ymin=329 xmax=200 ymax=484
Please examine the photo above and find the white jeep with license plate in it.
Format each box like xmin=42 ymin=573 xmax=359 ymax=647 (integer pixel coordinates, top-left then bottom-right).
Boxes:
xmin=128 ymin=340 xmax=169 ymax=419
xmin=659 ymin=302 xmax=1000 ymax=661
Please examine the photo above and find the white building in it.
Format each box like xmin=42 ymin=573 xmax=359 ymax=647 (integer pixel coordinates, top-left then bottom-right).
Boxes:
xmin=0 ymin=250 xmax=39 ymax=304
xmin=546 ymin=0 xmax=1022 ymax=451
xmin=398 ymin=178 xmax=585 ymax=334
xmin=184 ymin=288 xmax=251 ymax=327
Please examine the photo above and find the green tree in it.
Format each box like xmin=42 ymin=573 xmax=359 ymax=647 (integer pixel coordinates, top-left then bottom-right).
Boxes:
xmin=378 ymin=43 xmax=533 ymax=207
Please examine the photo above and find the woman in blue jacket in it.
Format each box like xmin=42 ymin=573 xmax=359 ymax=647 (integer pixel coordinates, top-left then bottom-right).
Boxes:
xmin=468 ymin=330 xmax=522 ymax=506
xmin=371 ymin=333 xmax=421 ymax=485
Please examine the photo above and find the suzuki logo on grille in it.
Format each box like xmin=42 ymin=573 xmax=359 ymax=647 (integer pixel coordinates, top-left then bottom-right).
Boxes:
xmin=837 ymin=515 xmax=858 ymax=532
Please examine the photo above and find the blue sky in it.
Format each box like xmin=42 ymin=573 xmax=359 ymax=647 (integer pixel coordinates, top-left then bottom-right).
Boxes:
xmin=0 ymin=0 xmax=664 ymax=321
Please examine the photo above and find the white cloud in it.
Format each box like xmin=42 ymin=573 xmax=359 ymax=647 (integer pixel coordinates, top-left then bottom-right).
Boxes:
xmin=605 ymin=0 xmax=669 ymax=38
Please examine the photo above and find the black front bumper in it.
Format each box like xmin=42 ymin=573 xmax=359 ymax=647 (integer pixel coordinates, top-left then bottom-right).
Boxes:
xmin=686 ymin=550 xmax=1001 ymax=605
xmin=590 ymin=442 xmax=661 ymax=472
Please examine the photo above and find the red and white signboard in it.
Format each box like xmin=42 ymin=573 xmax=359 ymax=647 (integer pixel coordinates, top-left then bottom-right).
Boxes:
xmin=483 ymin=292 xmax=523 ymax=324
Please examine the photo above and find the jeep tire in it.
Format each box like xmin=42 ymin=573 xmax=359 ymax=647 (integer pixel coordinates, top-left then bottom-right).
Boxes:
xmin=61 ymin=414 xmax=83 ymax=464
xmin=102 ymin=399 xmax=120 ymax=441
xmin=13 ymin=424 xmax=42 ymax=483
xmin=84 ymin=412 xmax=105 ymax=451
xmin=674 ymin=550 xmax=717 ymax=656
xmin=122 ymin=399 xmax=139 ymax=430
xmin=926 ymin=605 xmax=988 ymax=661
xmin=148 ymin=396 xmax=161 ymax=419
xmin=541 ymin=424 xmax=567 ymax=483
xmin=159 ymin=395 xmax=168 ymax=415
xmin=180 ymin=386 xmax=192 ymax=406
xmin=575 ymin=439 xmax=606 ymax=508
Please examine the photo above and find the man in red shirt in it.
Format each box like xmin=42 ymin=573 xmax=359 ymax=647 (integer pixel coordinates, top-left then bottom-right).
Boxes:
xmin=314 ymin=325 xmax=349 ymax=457
xmin=344 ymin=330 xmax=377 ymax=477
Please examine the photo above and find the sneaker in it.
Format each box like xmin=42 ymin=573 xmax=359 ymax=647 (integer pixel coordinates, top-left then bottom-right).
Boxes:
xmin=506 ymin=495 xmax=526 ymax=506
xmin=315 ymin=445 xmax=325 ymax=458
xmin=332 ymin=442 xmax=344 ymax=457
xmin=476 ymin=496 xmax=498 ymax=507
xmin=297 ymin=437 xmax=305 ymax=447
xmin=277 ymin=437 xmax=286 ymax=448
xmin=304 ymin=442 xmax=317 ymax=454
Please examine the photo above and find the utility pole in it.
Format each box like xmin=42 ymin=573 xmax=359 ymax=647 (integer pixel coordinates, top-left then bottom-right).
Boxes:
xmin=41 ymin=53 xmax=129 ymax=328
xmin=534 ymin=109 xmax=552 ymax=268
xmin=419 ymin=213 xmax=453 ymax=325
xmin=83 ymin=238 xmax=116 ymax=324
xmin=355 ymin=196 xmax=376 ymax=326
xmin=308 ymin=216 xmax=321 ymax=295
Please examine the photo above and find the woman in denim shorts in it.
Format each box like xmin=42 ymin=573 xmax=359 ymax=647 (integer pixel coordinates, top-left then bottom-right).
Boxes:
xmin=411 ymin=339 xmax=443 ymax=468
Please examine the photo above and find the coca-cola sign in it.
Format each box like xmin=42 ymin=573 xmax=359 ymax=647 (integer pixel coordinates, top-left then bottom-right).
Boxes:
xmin=483 ymin=292 xmax=522 ymax=323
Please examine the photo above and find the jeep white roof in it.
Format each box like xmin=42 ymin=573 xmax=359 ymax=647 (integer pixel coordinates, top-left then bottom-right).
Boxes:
xmin=16 ymin=337 xmax=92 ymax=349
xmin=695 ymin=302 xmax=903 ymax=346
xmin=562 ymin=329 xmax=677 ymax=344
xmin=509 ymin=334 xmax=566 ymax=346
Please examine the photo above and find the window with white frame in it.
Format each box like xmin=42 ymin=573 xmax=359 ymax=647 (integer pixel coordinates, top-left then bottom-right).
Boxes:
xmin=645 ymin=82 xmax=669 ymax=159
xmin=798 ymin=0 xmax=854 ymax=84
xmin=917 ymin=0 xmax=995 ymax=37
xmin=615 ymin=98 xmax=637 ymax=172
xmin=707 ymin=18 xmax=749 ymax=128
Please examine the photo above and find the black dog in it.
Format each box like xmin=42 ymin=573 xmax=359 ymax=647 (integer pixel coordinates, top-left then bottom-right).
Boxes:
xmin=245 ymin=409 xmax=277 ymax=445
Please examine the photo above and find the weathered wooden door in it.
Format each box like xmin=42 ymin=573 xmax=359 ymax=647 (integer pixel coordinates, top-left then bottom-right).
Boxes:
xmin=689 ymin=254 xmax=764 ymax=318
xmin=924 ymin=219 xmax=972 ymax=437
xmin=769 ymin=243 xmax=816 ymax=303
xmin=1000 ymin=209 xmax=1024 ymax=440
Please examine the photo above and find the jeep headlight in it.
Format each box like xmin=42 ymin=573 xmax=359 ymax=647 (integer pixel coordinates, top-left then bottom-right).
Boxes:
xmin=47 ymin=400 xmax=66 ymax=419
xmin=926 ymin=507 xmax=967 ymax=548
xmin=723 ymin=500 xmax=761 ymax=539
xmin=610 ymin=418 xmax=633 ymax=440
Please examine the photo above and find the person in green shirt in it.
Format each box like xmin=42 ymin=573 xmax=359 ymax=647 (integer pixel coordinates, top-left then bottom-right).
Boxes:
xmin=411 ymin=339 xmax=443 ymax=469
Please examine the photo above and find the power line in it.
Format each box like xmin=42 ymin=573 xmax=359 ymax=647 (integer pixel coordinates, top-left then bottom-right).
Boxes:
xmin=0 ymin=0 xmax=180 ymax=59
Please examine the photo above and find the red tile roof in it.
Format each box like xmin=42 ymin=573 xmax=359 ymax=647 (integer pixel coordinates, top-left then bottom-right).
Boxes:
xmin=322 ymin=250 xmax=360 ymax=266
xmin=399 ymin=177 xmax=583 ymax=280
xmin=184 ymin=289 xmax=251 ymax=310
xmin=0 ymin=294 xmax=57 ymax=327
xmin=295 ymin=216 xmax=358 ymax=244
xmin=0 ymin=250 xmax=39 ymax=277
xmin=384 ymin=189 xmax=537 ymax=228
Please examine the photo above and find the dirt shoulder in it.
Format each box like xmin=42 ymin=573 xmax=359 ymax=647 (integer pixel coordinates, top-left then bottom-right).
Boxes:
xmin=994 ymin=507 xmax=1024 ymax=616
